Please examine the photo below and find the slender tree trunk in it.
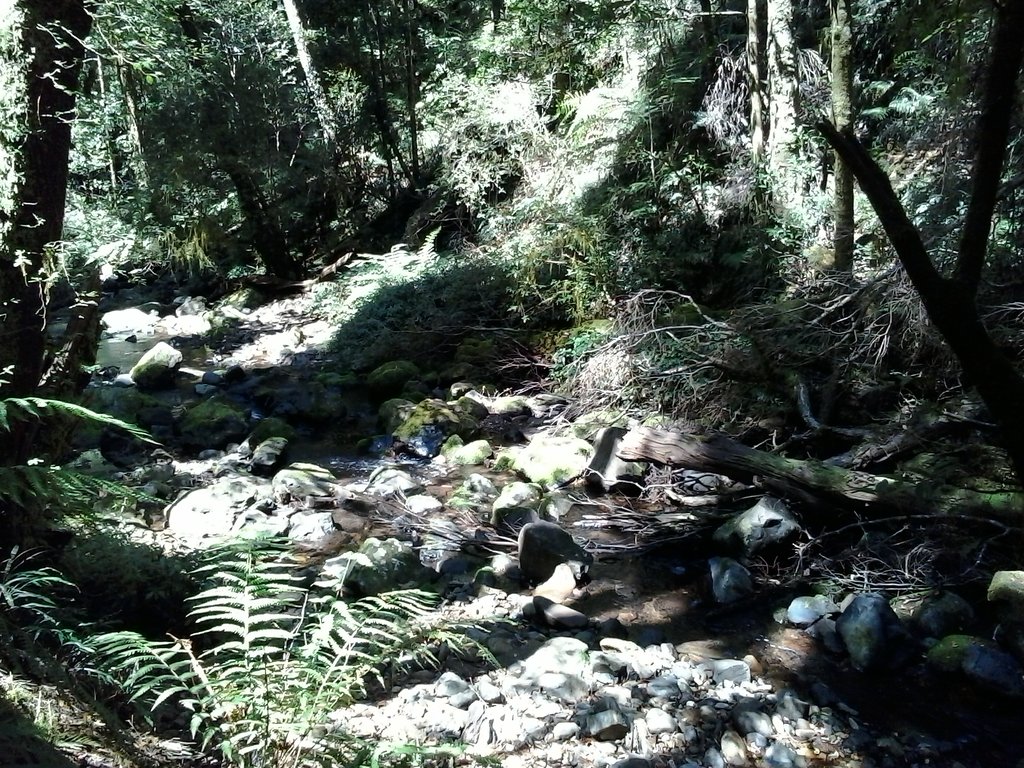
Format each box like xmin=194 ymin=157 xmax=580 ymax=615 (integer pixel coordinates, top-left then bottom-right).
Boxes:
xmin=747 ymin=0 xmax=766 ymax=170
xmin=0 ymin=0 xmax=92 ymax=408
xmin=766 ymin=0 xmax=799 ymax=201
xmin=281 ymin=0 xmax=337 ymax=146
xmin=404 ymin=0 xmax=420 ymax=182
xmin=818 ymin=0 xmax=1024 ymax=484
xmin=117 ymin=62 xmax=150 ymax=191
xmin=830 ymin=0 xmax=855 ymax=271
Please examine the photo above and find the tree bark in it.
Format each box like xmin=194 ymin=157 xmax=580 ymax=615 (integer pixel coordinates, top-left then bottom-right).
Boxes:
xmin=0 ymin=0 xmax=92 ymax=409
xmin=830 ymin=0 xmax=854 ymax=271
xmin=746 ymin=0 xmax=766 ymax=169
xmin=766 ymin=0 xmax=799 ymax=190
xmin=816 ymin=0 xmax=1024 ymax=484
xmin=618 ymin=427 xmax=1024 ymax=522
xmin=281 ymin=0 xmax=337 ymax=146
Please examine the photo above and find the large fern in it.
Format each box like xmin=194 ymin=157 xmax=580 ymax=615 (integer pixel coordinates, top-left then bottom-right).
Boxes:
xmin=91 ymin=539 xmax=469 ymax=768
xmin=0 ymin=396 xmax=155 ymax=526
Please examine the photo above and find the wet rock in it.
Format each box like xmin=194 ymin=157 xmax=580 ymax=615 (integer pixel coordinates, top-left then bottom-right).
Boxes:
xmin=585 ymin=426 xmax=646 ymax=494
xmin=129 ymin=341 xmax=182 ymax=390
xmin=836 ymin=592 xmax=909 ymax=670
xmin=393 ymin=398 xmax=480 ymax=458
xmin=512 ymin=433 xmax=594 ymax=488
xmin=518 ymin=520 xmax=593 ymax=585
xmin=786 ymin=595 xmax=839 ymax=627
xmin=249 ymin=436 xmax=289 ymax=476
xmin=708 ymin=557 xmax=754 ymax=604
xmin=713 ymin=496 xmax=801 ymax=557
xmin=912 ymin=591 xmax=975 ymax=638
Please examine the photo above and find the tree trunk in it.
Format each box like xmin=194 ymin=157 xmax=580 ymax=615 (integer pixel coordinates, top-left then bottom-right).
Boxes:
xmin=222 ymin=159 xmax=303 ymax=280
xmin=117 ymin=62 xmax=150 ymax=191
xmin=746 ymin=0 xmax=766 ymax=170
xmin=404 ymin=0 xmax=420 ymax=182
xmin=617 ymin=427 xmax=1024 ymax=523
xmin=765 ymin=0 xmax=799 ymax=201
xmin=817 ymin=0 xmax=1024 ymax=484
xmin=281 ymin=0 xmax=337 ymax=146
xmin=830 ymin=0 xmax=855 ymax=271
xmin=0 ymin=0 xmax=92 ymax=410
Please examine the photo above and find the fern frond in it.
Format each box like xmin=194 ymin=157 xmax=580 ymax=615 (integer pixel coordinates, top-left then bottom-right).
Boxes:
xmin=0 ymin=465 xmax=152 ymax=516
xmin=1 ymin=396 xmax=155 ymax=444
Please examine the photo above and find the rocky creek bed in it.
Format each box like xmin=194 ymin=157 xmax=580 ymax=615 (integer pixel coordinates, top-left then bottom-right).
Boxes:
xmin=55 ymin=278 xmax=1024 ymax=768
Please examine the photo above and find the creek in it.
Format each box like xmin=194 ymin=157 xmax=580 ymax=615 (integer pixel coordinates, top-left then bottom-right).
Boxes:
xmin=79 ymin=291 xmax=1024 ymax=768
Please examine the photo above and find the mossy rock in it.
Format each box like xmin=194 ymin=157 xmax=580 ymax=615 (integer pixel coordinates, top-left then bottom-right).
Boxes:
xmin=493 ymin=449 xmax=517 ymax=472
xmin=218 ymin=287 xmax=265 ymax=311
xmin=456 ymin=395 xmax=490 ymax=420
xmin=393 ymin=398 xmax=479 ymax=442
xmin=513 ymin=434 xmax=593 ymax=487
xmin=366 ymin=360 xmax=421 ymax=399
xmin=379 ymin=398 xmax=416 ymax=434
xmin=178 ymin=397 xmax=249 ymax=449
xmin=989 ymin=571 xmax=1024 ymax=623
xmin=925 ymin=634 xmax=979 ymax=673
xmin=247 ymin=417 xmax=296 ymax=445
xmin=315 ymin=370 xmax=360 ymax=389
xmin=444 ymin=438 xmax=494 ymax=466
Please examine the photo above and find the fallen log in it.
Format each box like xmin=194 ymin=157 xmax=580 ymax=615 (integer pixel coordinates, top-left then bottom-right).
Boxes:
xmin=617 ymin=426 xmax=1024 ymax=522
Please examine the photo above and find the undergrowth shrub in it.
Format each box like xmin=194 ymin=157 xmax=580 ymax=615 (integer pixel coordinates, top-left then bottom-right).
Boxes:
xmin=90 ymin=539 xmax=479 ymax=768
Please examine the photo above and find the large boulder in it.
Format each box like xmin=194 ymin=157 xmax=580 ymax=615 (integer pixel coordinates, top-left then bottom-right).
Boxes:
xmin=513 ymin=434 xmax=594 ymax=487
xmin=321 ymin=537 xmax=431 ymax=595
xmin=101 ymin=306 xmax=160 ymax=335
xmin=713 ymin=496 xmax=801 ymax=557
xmin=392 ymin=398 xmax=480 ymax=458
xmin=708 ymin=557 xmax=754 ymax=604
xmin=366 ymin=360 xmax=421 ymax=400
xmin=129 ymin=341 xmax=182 ymax=390
xmin=517 ymin=520 xmax=593 ymax=586
xmin=272 ymin=463 xmax=340 ymax=501
xmin=912 ymin=591 xmax=975 ymax=639
xmin=927 ymin=635 xmax=1024 ymax=698
xmin=988 ymin=571 xmax=1024 ymax=623
xmin=166 ymin=475 xmax=271 ymax=542
xmin=836 ymin=593 xmax=910 ymax=670
xmin=178 ymin=397 xmax=249 ymax=449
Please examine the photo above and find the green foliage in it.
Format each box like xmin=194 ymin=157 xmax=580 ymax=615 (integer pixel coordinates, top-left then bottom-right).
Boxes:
xmin=91 ymin=539 xmax=476 ymax=768
xmin=0 ymin=548 xmax=73 ymax=639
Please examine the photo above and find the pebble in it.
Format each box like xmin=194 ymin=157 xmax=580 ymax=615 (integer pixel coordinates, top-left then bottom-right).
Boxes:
xmin=645 ymin=707 xmax=677 ymax=734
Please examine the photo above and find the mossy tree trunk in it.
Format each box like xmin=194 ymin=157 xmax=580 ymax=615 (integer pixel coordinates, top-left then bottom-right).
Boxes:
xmin=0 ymin=0 xmax=92 ymax=446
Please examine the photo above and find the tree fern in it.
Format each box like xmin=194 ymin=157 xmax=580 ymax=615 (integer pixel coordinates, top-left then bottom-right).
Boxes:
xmin=91 ymin=538 xmax=477 ymax=768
